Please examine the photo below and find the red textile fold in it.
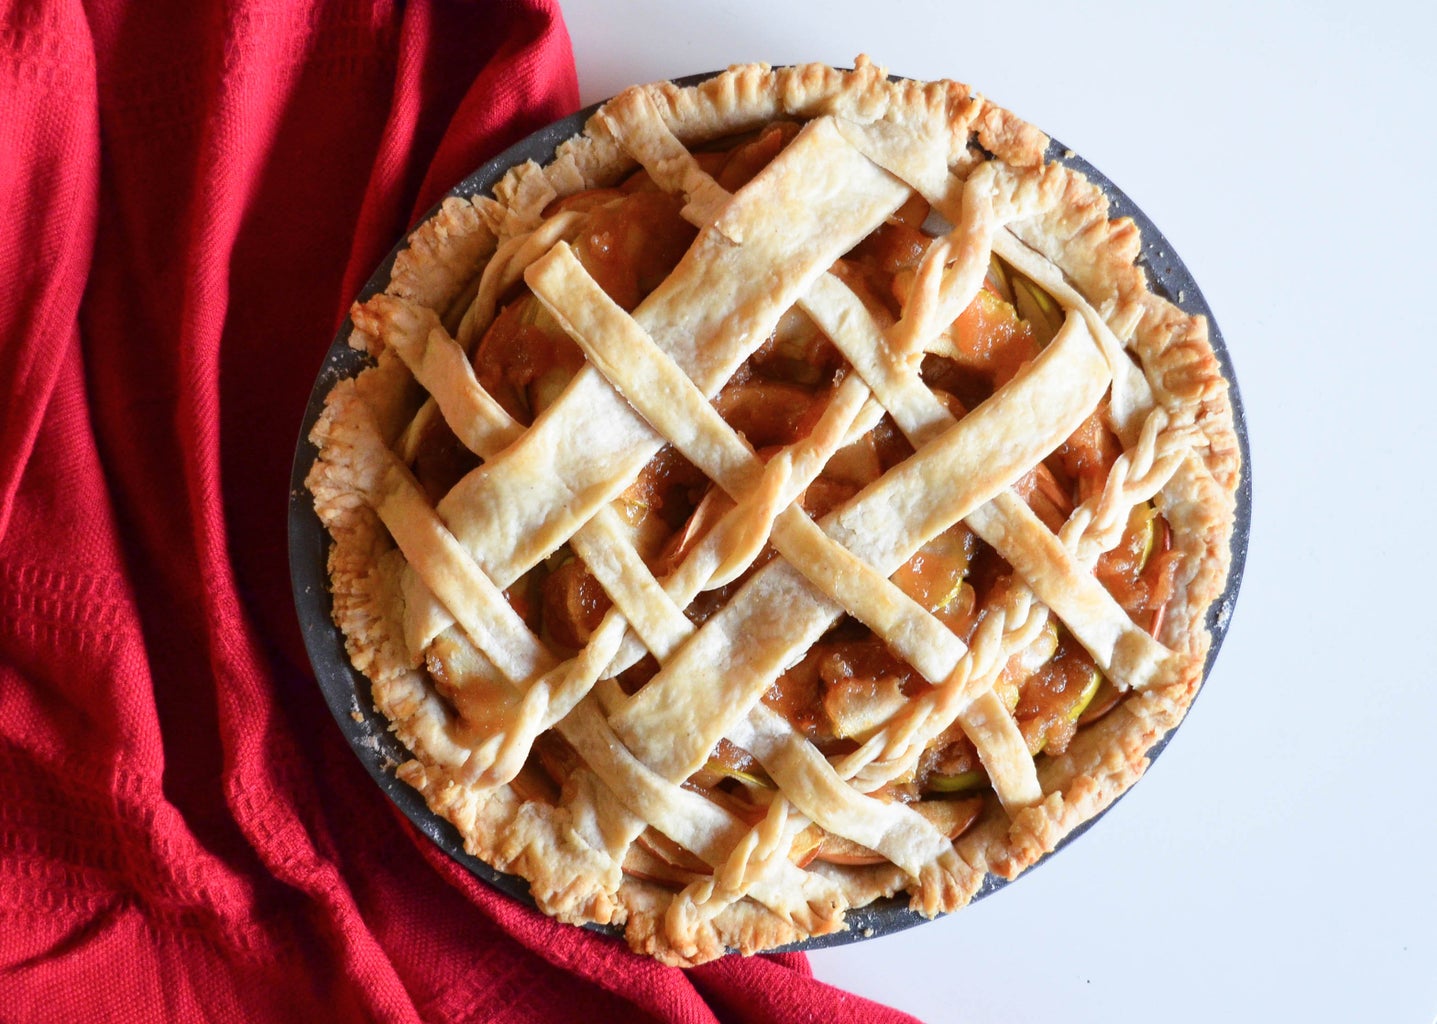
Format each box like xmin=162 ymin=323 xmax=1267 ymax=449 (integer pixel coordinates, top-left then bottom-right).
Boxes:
xmin=0 ymin=1 xmax=919 ymax=1020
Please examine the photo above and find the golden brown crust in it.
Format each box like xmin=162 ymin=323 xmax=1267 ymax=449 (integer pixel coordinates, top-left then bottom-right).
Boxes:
xmin=306 ymin=59 xmax=1240 ymax=965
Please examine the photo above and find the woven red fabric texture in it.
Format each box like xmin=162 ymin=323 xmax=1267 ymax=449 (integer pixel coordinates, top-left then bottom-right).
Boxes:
xmin=0 ymin=0 xmax=921 ymax=1020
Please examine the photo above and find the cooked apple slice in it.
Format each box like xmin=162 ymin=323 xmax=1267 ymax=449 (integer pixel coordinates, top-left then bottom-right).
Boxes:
xmin=1076 ymin=675 xmax=1123 ymax=726
xmin=1067 ymin=668 xmax=1102 ymax=722
xmin=1011 ymin=273 xmax=1063 ymax=346
xmin=986 ymin=252 xmax=1015 ymax=304
xmin=824 ymin=674 xmax=909 ymax=741
xmin=636 ymin=826 xmax=713 ymax=874
xmin=695 ymin=736 xmax=775 ymax=790
xmin=925 ymin=769 xmax=986 ymax=794
xmin=624 ymin=843 xmax=709 ymax=887
xmin=890 ymin=523 xmax=977 ymax=612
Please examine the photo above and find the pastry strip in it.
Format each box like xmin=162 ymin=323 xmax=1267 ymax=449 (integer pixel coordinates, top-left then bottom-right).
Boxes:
xmin=596 ymin=87 xmax=732 ymax=226
xmin=456 ymin=209 xmax=585 ymax=349
xmin=958 ymin=688 xmax=1042 ymax=808
xmin=354 ymin=296 xmax=522 ymax=456
xmin=830 ymin=115 xmax=966 ymax=220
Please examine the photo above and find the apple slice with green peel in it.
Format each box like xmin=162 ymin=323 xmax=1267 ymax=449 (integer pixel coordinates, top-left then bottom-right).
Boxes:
xmin=1101 ymin=501 xmax=1159 ymax=583
xmin=931 ymin=581 xmax=978 ymax=638
xmin=1076 ymin=676 xmax=1124 ymax=726
xmin=699 ymin=759 xmax=774 ymax=790
xmin=986 ymin=252 xmax=1015 ymax=304
xmin=1037 ymin=591 xmax=1152 ymax=736
xmin=889 ymin=524 xmax=977 ymax=612
xmin=1011 ymin=273 xmax=1063 ymax=347
xmin=825 ymin=674 xmax=909 ymax=741
xmin=1067 ymin=668 xmax=1103 ymax=722
xmin=697 ymin=736 xmax=775 ymax=790
xmin=925 ymin=769 xmax=987 ymax=794
xmin=1131 ymin=502 xmax=1158 ymax=566
xmin=1136 ymin=504 xmax=1174 ymax=637
xmin=1015 ymin=632 xmax=1104 ymax=757
xmin=1097 ymin=500 xmax=1171 ymax=637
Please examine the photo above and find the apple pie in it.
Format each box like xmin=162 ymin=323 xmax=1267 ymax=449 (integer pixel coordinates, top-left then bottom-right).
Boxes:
xmin=306 ymin=58 xmax=1241 ymax=965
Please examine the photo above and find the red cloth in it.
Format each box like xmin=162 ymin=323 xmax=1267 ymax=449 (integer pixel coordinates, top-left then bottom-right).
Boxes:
xmin=0 ymin=1 xmax=920 ymax=1020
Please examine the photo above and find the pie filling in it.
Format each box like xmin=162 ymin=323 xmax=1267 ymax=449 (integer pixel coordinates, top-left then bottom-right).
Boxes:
xmin=408 ymin=125 xmax=1175 ymax=880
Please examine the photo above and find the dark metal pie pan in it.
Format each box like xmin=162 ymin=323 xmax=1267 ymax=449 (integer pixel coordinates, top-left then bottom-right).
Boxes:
xmin=288 ymin=73 xmax=1251 ymax=954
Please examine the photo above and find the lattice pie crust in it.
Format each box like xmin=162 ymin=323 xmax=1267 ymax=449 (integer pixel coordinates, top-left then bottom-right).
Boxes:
xmin=307 ymin=59 xmax=1239 ymax=964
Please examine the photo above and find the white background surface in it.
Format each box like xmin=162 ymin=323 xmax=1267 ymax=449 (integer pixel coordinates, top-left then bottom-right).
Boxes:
xmin=557 ymin=3 xmax=1437 ymax=1021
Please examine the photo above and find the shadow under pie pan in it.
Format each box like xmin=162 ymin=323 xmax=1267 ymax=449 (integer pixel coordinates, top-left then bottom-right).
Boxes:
xmin=289 ymin=70 xmax=1251 ymax=956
